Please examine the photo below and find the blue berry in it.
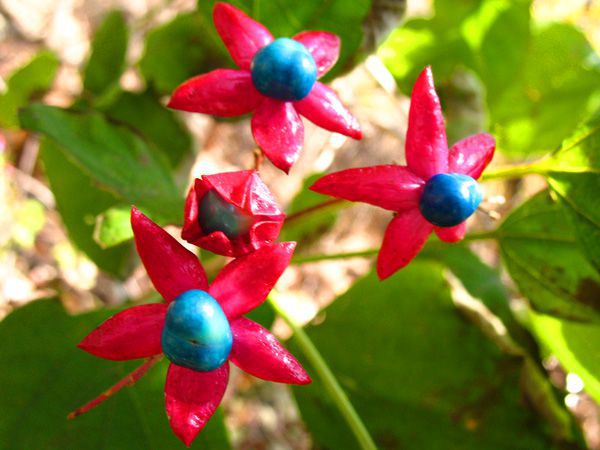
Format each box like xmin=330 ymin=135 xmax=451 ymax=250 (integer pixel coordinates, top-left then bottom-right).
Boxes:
xmin=162 ymin=290 xmax=232 ymax=372
xmin=419 ymin=173 xmax=483 ymax=227
xmin=251 ymin=38 xmax=317 ymax=101
xmin=198 ymin=190 xmax=252 ymax=239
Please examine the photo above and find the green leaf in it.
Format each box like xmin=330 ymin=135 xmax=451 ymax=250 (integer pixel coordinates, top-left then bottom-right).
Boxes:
xmin=497 ymin=190 xmax=600 ymax=322
xmin=293 ymin=261 xmax=560 ymax=449
xmin=103 ymin=90 xmax=192 ymax=168
xmin=529 ymin=310 xmax=600 ymax=404
xmin=19 ymin=104 xmax=183 ymax=223
xmin=139 ymin=12 xmax=230 ymax=95
xmin=94 ymin=205 xmax=133 ymax=248
xmin=83 ymin=11 xmax=129 ymax=99
xmin=41 ymin=139 xmax=131 ymax=277
xmin=0 ymin=300 xmax=231 ymax=449
xmin=545 ymin=108 xmax=600 ymax=271
xmin=0 ymin=51 xmax=59 ymax=128
xmin=547 ymin=108 xmax=600 ymax=173
xmin=549 ymin=174 xmax=600 ymax=274
xmin=424 ymin=244 xmax=515 ymax=331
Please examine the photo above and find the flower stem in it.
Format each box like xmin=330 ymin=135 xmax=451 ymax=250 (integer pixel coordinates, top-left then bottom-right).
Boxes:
xmin=67 ymin=354 xmax=163 ymax=420
xmin=285 ymin=198 xmax=346 ymax=224
xmin=480 ymin=160 xmax=549 ymax=181
xmin=292 ymin=249 xmax=378 ymax=264
xmin=268 ymin=293 xmax=377 ymax=450
xmin=291 ymin=230 xmax=498 ymax=265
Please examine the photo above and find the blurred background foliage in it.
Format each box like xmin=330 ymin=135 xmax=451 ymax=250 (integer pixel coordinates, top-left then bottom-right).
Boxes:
xmin=0 ymin=0 xmax=599 ymax=449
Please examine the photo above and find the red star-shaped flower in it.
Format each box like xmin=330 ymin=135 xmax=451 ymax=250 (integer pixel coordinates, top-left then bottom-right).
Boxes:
xmin=311 ymin=67 xmax=495 ymax=280
xmin=168 ymin=2 xmax=362 ymax=173
xmin=78 ymin=208 xmax=309 ymax=446
xmin=182 ymin=170 xmax=284 ymax=257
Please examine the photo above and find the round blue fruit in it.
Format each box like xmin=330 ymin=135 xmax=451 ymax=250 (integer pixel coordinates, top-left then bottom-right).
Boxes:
xmin=251 ymin=38 xmax=317 ymax=101
xmin=198 ymin=190 xmax=252 ymax=239
xmin=419 ymin=173 xmax=483 ymax=227
xmin=162 ymin=290 xmax=232 ymax=372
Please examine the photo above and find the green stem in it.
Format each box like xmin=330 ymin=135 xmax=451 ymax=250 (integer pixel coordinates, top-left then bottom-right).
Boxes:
xmin=268 ymin=293 xmax=378 ymax=450
xmin=480 ymin=160 xmax=549 ymax=181
xmin=291 ymin=230 xmax=498 ymax=265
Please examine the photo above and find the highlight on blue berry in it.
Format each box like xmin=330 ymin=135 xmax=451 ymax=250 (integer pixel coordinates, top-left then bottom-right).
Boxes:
xmin=251 ymin=38 xmax=317 ymax=101
xmin=419 ymin=173 xmax=483 ymax=227
xmin=161 ymin=290 xmax=233 ymax=372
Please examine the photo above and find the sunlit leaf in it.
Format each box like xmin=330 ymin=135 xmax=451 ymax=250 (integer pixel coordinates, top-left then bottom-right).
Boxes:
xmin=497 ymin=190 xmax=600 ymax=322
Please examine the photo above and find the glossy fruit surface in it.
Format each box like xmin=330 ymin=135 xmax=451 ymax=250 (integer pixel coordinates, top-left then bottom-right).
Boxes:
xmin=162 ymin=290 xmax=232 ymax=372
xmin=419 ymin=173 xmax=482 ymax=227
xmin=198 ymin=190 xmax=252 ymax=239
xmin=251 ymin=38 xmax=317 ymax=101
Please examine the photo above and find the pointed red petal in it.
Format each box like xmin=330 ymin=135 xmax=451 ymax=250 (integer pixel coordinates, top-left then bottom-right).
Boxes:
xmin=167 ymin=69 xmax=261 ymax=117
xmin=293 ymin=31 xmax=340 ymax=78
xmin=448 ymin=133 xmax=495 ymax=179
xmin=295 ymin=82 xmax=362 ymax=139
xmin=377 ymin=209 xmax=433 ymax=280
xmin=78 ymin=304 xmax=166 ymax=361
xmin=405 ymin=66 xmax=448 ymax=180
xmin=435 ymin=223 xmax=467 ymax=243
xmin=251 ymin=100 xmax=304 ymax=173
xmin=209 ymin=242 xmax=295 ymax=319
xmin=165 ymin=363 xmax=229 ymax=446
xmin=230 ymin=317 xmax=310 ymax=384
xmin=310 ymin=165 xmax=424 ymax=212
xmin=213 ymin=2 xmax=273 ymax=69
xmin=131 ymin=207 xmax=208 ymax=302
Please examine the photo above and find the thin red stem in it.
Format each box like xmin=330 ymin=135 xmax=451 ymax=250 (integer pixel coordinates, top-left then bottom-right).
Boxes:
xmin=253 ymin=148 xmax=264 ymax=170
xmin=67 ymin=354 xmax=163 ymax=420
xmin=285 ymin=198 xmax=344 ymax=223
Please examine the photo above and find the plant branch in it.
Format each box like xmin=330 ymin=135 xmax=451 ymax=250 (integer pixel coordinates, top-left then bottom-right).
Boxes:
xmin=285 ymin=198 xmax=346 ymax=224
xmin=291 ymin=230 xmax=499 ymax=264
xmin=268 ymin=293 xmax=377 ymax=450
xmin=480 ymin=160 xmax=549 ymax=181
xmin=67 ymin=354 xmax=163 ymax=420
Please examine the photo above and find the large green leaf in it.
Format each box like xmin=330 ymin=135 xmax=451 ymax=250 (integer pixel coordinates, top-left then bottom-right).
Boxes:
xmin=103 ymin=90 xmax=192 ymax=168
xmin=529 ymin=310 xmax=600 ymax=404
xmin=425 ymin=244 xmax=517 ymax=334
xmin=497 ymin=190 xmax=600 ymax=322
xmin=83 ymin=10 xmax=129 ymax=99
xmin=41 ymin=139 xmax=131 ymax=277
xmin=0 ymin=300 xmax=231 ymax=449
xmin=0 ymin=51 xmax=59 ymax=128
xmin=546 ymin=108 xmax=600 ymax=272
xmin=19 ymin=104 xmax=183 ymax=223
xmin=293 ymin=261 xmax=559 ymax=449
